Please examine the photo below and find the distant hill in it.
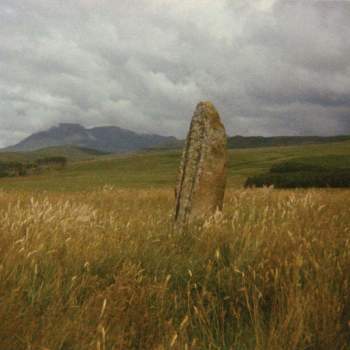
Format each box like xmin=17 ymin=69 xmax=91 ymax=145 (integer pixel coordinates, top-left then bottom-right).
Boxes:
xmin=1 ymin=139 xmax=350 ymax=191
xmin=3 ymin=123 xmax=178 ymax=153
xmin=0 ymin=146 xmax=108 ymax=163
xmin=227 ymin=135 xmax=350 ymax=149
xmin=3 ymin=123 xmax=350 ymax=155
xmin=152 ymin=135 xmax=350 ymax=150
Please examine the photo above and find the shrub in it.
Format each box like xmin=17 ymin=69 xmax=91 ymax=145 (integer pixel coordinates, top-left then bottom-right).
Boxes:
xmin=245 ymin=170 xmax=350 ymax=188
xmin=35 ymin=157 xmax=67 ymax=168
xmin=0 ymin=157 xmax=67 ymax=179
xmin=0 ymin=161 xmax=27 ymax=177
xmin=246 ymin=156 xmax=350 ymax=189
xmin=270 ymin=162 xmax=327 ymax=173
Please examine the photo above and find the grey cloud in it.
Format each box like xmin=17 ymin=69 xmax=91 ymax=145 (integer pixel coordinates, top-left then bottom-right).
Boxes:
xmin=0 ymin=0 xmax=350 ymax=147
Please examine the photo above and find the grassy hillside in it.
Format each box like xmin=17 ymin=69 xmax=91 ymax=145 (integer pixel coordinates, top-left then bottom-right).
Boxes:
xmin=227 ymin=134 xmax=350 ymax=149
xmin=0 ymin=146 xmax=108 ymax=163
xmin=150 ymin=135 xmax=350 ymax=151
xmin=0 ymin=140 xmax=350 ymax=192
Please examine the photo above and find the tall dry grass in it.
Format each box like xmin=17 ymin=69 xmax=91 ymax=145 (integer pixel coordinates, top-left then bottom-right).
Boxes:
xmin=0 ymin=187 xmax=350 ymax=349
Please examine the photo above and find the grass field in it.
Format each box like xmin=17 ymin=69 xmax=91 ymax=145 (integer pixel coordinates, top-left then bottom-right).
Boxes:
xmin=0 ymin=146 xmax=108 ymax=164
xmin=1 ymin=140 xmax=350 ymax=192
xmin=1 ymin=188 xmax=350 ymax=349
xmin=1 ymin=141 xmax=350 ymax=349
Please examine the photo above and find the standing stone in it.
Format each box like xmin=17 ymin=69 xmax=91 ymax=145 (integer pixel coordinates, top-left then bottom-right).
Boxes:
xmin=174 ymin=101 xmax=228 ymax=230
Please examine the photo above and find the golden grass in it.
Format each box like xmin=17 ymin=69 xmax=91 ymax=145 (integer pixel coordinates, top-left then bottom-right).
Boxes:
xmin=1 ymin=188 xmax=350 ymax=349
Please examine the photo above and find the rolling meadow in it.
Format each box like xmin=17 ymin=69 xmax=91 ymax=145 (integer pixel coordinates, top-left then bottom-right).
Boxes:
xmin=1 ymin=141 xmax=350 ymax=349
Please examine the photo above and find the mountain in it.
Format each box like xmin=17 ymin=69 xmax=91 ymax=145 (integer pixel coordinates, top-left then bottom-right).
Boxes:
xmin=3 ymin=123 xmax=350 ymax=154
xmin=3 ymin=123 xmax=179 ymax=153
xmin=227 ymin=135 xmax=350 ymax=149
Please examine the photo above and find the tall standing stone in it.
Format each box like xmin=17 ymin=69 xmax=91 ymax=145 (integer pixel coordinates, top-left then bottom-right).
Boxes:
xmin=174 ymin=101 xmax=228 ymax=230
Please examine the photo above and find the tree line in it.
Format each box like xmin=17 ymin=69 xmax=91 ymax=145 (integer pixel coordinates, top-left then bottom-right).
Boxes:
xmin=0 ymin=157 xmax=67 ymax=178
xmin=245 ymin=157 xmax=350 ymax=188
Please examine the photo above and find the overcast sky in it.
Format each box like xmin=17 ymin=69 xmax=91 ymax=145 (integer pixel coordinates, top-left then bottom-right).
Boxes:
xmin=0 ymin=0 xmax=349 ymax=147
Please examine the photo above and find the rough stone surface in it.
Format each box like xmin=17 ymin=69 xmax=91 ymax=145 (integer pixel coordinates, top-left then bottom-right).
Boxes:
xmin=174 ymin=101 xmax=228 ymax=229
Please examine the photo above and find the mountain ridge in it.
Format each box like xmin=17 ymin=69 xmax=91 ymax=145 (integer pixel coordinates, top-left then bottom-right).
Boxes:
xmin=3 ymin=123 xmax=178 ymax=153
xmin=227 ymin=135 xmax=350 ymax=149
xmin=3 ymin=123 xmax=350 ymax=153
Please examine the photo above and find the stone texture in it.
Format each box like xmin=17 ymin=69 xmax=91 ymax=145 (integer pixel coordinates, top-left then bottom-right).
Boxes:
xmin=174 ymin=101 xmax=228 ymax=230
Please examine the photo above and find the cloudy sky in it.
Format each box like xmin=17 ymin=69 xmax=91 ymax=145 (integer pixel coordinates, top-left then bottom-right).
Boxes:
xmin=0 ymin=0 xmax=349 ymax=147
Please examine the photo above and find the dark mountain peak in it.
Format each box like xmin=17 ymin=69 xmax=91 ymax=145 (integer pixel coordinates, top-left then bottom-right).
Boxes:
xmin=91 ymin=125 xmax=133 ymax=134
xmin=45 ymin=123 xmax=87 ymax=138
xmin=56 ymin=123 xmax=85 ymax=132
xmin=39 ymin=123 xmax=92 ymax=142
xmin=92 ymin=125 xmax=124 ymax=130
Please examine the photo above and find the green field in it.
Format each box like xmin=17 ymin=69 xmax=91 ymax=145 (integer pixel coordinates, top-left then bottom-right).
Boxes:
xmin=0 ymin=146 xmax=108 ymax=163
xmin=1 ymin=140 xmax=350 ymax=191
